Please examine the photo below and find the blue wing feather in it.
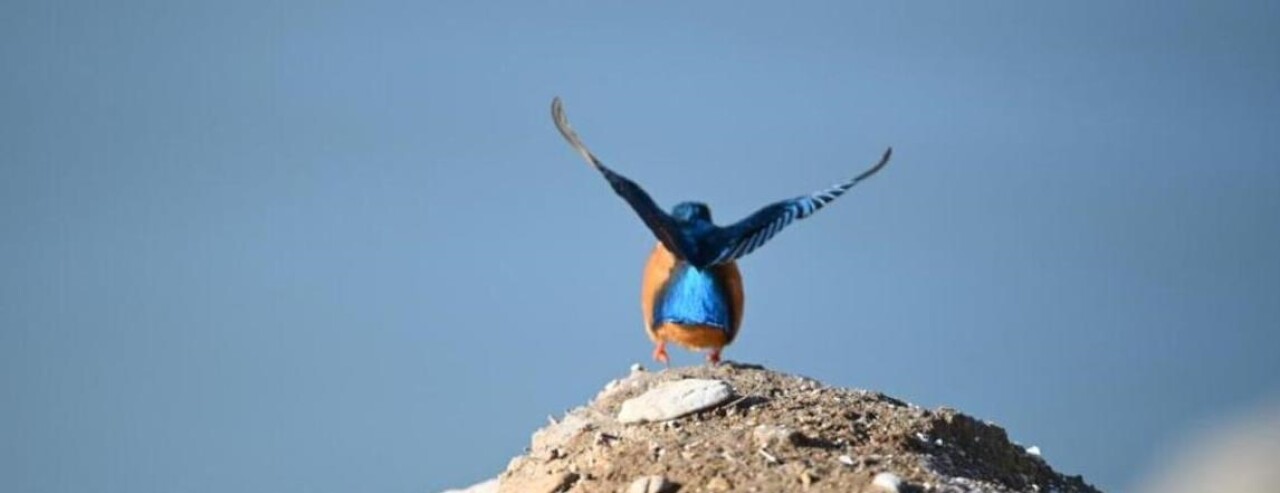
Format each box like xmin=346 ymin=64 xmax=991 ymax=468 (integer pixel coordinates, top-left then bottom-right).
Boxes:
xmin=553 ymin=97 xmax=891 ymax=268
xmin=708 ymin=147 xmax=892 ymax=265
xmin=552 ymin=98 xmax=698 ymax=260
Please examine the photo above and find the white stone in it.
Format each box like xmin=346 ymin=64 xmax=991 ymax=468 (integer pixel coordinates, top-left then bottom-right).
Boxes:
xmin=440 ymin=478 xmax=498 ymax=493
xmin=627 ymin=475 xmax=675 ymax=493
xmin=872 ymin=472 xmax=903 ymax=492
xmin=531 ymin=409 xmax=592 ymax=453
xmin=753 ymin=424 xmax=800 ymax=449
xmin=617 ymin=379 xmax=733 ymax=424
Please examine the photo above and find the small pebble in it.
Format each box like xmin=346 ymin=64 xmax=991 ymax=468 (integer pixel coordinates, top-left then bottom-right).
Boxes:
xmin=497 ymin=472 xmax=577 ymax=493
xmin=626 ymin=475 xmax=675 ymax=493
xmin=872 ymin=472 xmax=903 ymax=492
xmin=706 ymin=476 xmax=732 ymax=491
xmin=753 ymin=424 xmax=801 ymax=449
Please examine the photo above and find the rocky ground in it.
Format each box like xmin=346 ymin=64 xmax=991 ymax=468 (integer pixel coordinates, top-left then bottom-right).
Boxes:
xmin=444 ymin=362 xmax=1099 ymax=493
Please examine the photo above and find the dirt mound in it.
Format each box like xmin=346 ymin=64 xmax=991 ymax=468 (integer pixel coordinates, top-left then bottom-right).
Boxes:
xmin=472 ymin=363 xmax=1099 ymax=493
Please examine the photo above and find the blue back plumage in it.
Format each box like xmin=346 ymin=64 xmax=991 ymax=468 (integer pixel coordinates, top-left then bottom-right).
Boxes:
xmin=653 ymin=264 xmax=732 ymax=330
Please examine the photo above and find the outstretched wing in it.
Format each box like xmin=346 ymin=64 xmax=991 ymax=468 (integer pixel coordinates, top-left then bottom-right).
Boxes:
xmin=708 ymin=147 xmax=892 ymax=265
xmin=551 ymin=97 xmax=696 ymax=260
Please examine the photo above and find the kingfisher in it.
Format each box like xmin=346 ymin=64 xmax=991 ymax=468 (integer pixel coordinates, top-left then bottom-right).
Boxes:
xmin=551 ymin=98 xmax=891 ymax=365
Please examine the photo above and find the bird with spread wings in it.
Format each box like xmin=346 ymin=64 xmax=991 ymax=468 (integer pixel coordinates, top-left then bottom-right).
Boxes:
xmin=552 ymin=97 xmax=892 ymax=364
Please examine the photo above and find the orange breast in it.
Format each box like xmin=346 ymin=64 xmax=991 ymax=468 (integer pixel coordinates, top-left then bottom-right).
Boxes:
xmin=640 ymin=243 xmax=745 ymax=348
xmin=654 ymin=322 xmax=730 ymax=349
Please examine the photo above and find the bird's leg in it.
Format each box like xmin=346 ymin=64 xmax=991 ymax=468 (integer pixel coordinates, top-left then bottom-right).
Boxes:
xmin=652 ymin=342 xmax=670 ymax=367
xmin=707 ymin=348 xmax=722 ymax=366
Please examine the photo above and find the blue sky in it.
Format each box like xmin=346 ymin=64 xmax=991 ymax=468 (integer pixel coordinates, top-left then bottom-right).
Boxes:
xmin=2 ymin=1 xmax=1277 ymax=491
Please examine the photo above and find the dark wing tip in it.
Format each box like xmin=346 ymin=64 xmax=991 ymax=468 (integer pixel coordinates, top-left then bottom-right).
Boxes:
xmin=550 ymin=97 xmax=569 ymax=138
xmin=551 ymin=97 xmax=610 ymax=173
xmin=854 ymin=146 xmax=894 ymax=183
xmin=550 ymin=96 xmax=564 ymax=122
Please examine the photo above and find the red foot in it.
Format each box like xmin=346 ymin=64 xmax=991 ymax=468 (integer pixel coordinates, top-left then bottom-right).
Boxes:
xmin=707 ymin=348 xmax=722 ymax=365
xmin=652 ymin=343 xmax=670 ymax=366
